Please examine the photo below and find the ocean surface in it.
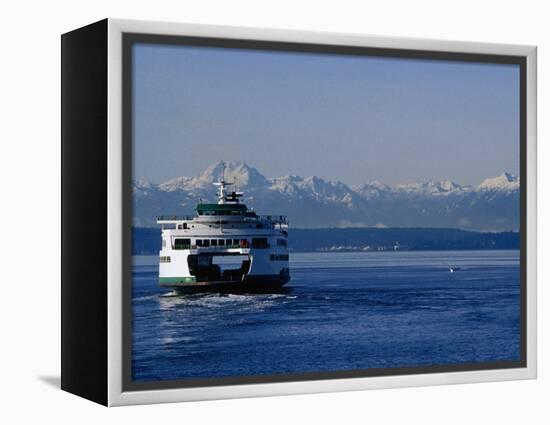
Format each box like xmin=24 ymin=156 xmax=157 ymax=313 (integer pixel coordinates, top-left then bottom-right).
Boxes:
xmin=132 ymin=250 xmax=520 ymax=382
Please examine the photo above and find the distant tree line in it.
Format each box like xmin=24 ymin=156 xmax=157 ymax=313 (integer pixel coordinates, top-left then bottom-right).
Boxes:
xmin=132 ymin=227 xmax=519 ymax=255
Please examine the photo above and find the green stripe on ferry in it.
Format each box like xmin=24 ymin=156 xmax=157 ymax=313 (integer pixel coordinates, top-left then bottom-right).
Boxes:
xmin=159 ymin=276 xmax=197 ymax=284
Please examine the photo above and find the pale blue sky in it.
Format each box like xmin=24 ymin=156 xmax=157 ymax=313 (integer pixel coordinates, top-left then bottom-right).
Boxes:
xmin=133 ymin=43 xmax=520 ymax=186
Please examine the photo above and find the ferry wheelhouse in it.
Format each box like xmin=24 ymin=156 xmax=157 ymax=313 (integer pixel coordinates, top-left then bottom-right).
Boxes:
xmin=157 ymin=178 xmax=290 ymax=292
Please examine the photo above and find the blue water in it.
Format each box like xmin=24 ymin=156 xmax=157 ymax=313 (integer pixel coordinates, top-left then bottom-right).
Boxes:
xmin=132 ymin=250 xmax=520 ymax=382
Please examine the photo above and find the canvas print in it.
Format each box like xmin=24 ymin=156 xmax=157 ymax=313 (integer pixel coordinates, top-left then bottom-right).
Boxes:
xmin=129 ymin=40 xmax=522 ymax=385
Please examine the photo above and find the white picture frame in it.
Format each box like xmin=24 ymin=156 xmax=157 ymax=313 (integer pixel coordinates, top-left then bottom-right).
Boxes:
xmin=61 ymin=18 xmax=537 ymax=406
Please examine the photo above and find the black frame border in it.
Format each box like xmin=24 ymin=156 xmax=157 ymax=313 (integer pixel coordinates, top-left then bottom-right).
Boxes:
xmin=122 ymin=32 xmax=527 ymax=392
xmin=61 ymin=19 xmax=109 ymax=405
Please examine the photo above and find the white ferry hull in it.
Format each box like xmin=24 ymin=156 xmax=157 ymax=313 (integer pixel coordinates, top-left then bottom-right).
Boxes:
xmin=159 ymin=248 xmax=290 ymax=292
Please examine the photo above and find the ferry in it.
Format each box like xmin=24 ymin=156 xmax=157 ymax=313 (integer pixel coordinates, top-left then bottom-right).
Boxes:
xmin=156 ymin=171 xmax=290 ymax=292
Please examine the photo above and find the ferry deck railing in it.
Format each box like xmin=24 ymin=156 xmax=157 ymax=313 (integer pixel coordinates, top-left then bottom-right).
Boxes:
xmin=156 ymin=214 xmax=288 ymax=225
xmin=156 ymin=215 xmax=196 ymax=221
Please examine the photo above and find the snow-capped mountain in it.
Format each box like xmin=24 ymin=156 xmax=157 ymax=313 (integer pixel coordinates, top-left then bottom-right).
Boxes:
xmin=352 ymin=181 xmax=391 ymax=200
xmin=133 ymin=161 xmax=519 ymax=231
xmin=478 ymin=172 xmax=520 ymax=191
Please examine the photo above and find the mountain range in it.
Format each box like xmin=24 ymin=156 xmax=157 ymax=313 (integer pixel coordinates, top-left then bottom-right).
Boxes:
xmin=133 ymin=161 xmax=520 ymax=231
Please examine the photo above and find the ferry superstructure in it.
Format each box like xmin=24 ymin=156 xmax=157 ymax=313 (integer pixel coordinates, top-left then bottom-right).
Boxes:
xmin=157 ymin=174 xmax=290 ymax=292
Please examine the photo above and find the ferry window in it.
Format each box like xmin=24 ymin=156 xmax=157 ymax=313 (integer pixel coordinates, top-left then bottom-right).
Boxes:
xmin=196 ymin=239 xmax=203 ymax=247
xmin=240 ymin=239 xmax=249 ymax=248
xmin=160 ymin=256 xmax=171 ymax=263
xmin=277 ymin=239 xmax=287 ymax=247
xmin=203 ymin=240 xmax=210 ymax=247
xmin=233 ymin=239 xmax=240 ymax=246
xmin=211 ymin=239 xmax=218 ymax=247
xmin=218 ymin=239 xmax=225 ymax=246
xmin=252 ymin=238 xmax=269 ymax=249
xmin=174 ymin=238 xmax=191 ymax=249
xmin=270 ymin=254 xmax=289 ymax=261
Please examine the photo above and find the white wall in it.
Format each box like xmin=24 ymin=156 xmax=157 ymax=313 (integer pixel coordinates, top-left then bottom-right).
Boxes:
xmin=0 ymin=0 xmax=547 ymax=423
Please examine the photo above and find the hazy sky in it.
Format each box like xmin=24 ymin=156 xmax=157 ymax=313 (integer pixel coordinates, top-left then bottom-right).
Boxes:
xmin=133 ymin=43 xmax=520 ymax=186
